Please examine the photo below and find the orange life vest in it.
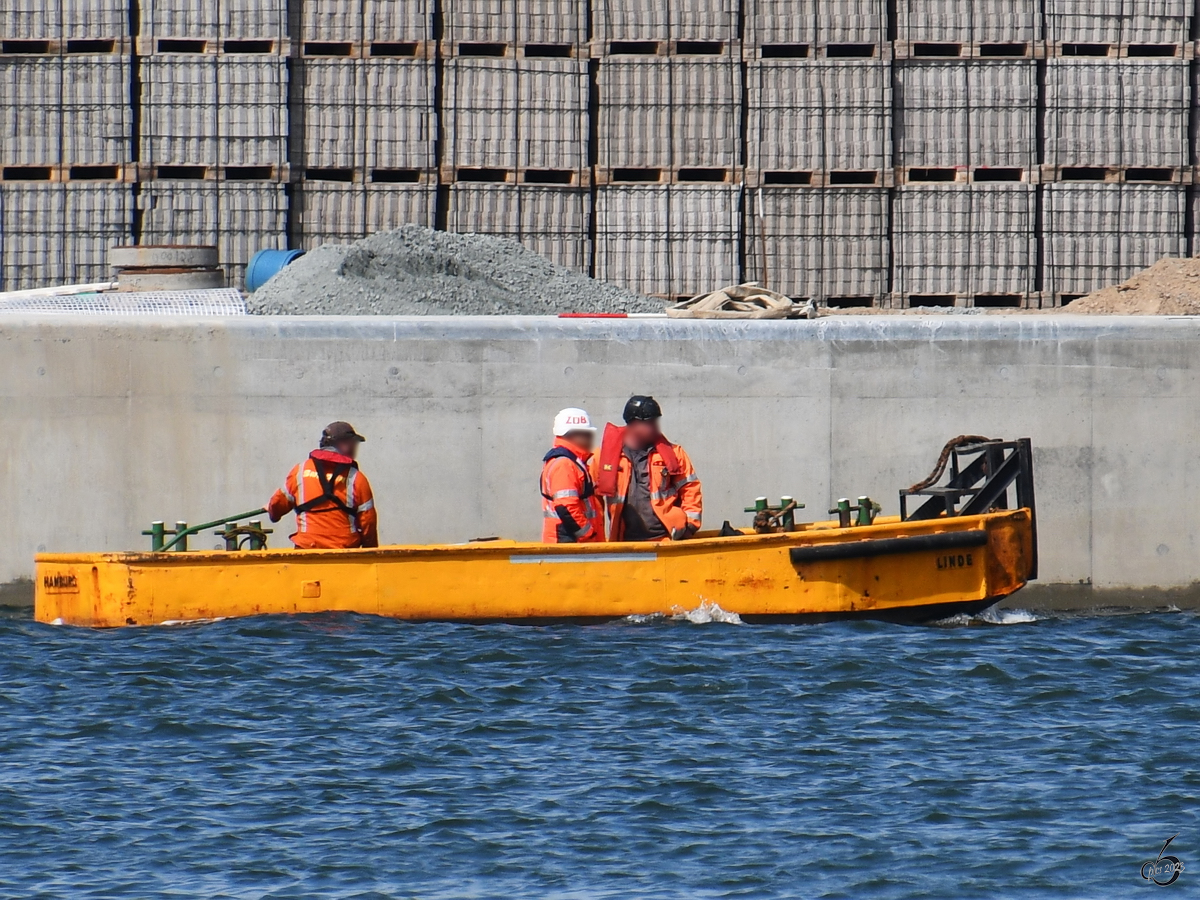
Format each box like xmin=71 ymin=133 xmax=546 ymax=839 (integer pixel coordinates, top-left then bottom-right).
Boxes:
xmin=540 ymin=437 xmax=605 ymax=543
xmin=267 ymin=449 xmax=379 ymax=549
xmin=591 ymin=423 xmax=702 ymax=542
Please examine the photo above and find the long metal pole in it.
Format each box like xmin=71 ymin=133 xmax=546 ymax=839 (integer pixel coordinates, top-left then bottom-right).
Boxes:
xmin=757 ymin=187 xmax=769 ymax=290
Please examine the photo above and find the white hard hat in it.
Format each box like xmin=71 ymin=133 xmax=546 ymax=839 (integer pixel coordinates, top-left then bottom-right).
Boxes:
xmin=553 ymin=407 xmax=596 ymax=437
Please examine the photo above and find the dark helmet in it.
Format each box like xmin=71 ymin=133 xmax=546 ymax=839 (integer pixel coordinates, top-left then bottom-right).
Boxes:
xmin=321 ymin=421 xmax=366 ymax=447
xmin=623 ymin=395 xmax=662 ymax=423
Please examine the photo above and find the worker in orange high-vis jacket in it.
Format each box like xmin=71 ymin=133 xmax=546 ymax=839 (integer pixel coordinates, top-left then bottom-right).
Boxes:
xmin=541 ymin=407 xmax=605 ymax=543
xmin=267 ymin=421 xmax=379 ymax=550
xmin=591 ymin=395 xmax=702 ymax=542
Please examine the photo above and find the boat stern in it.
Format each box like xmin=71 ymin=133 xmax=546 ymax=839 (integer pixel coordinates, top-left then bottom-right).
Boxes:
xmin=35 ymin=554 xmax=133 ymax=627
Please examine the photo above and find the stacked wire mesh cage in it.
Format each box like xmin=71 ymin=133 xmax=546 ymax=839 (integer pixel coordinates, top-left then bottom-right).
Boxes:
xmin=0 ymin=0 xmax=133 ymax=290
xmin=136 ymin=0 xmax=291 ymax=289
xmin=0 ymin=1 xmax=1198 ymax=302
xmin=441 ymin=0 xmax=591 ymax=272
xmin=742 ymin=0 xmax=891 ymax=307
xmin=293 ymin=0 xmax=437 ymax=251
xmin=592 ymin=0 xmax=742 ymax=298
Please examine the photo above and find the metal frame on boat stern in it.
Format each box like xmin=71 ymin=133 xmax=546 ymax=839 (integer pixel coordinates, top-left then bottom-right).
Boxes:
xmin=900 ymin=438 xmax=1037 ymax=579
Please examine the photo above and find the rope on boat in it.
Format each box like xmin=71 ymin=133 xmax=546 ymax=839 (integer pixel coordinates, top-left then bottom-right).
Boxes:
xmin=908 ymin=435 xmax=995 ymax=493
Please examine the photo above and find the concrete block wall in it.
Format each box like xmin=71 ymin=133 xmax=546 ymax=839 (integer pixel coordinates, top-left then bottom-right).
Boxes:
xmin=139 ymin=0 xmax=290 ymax=43
xmin=894 ymin=183 xmax=1038 ymax=301
xmin=0 ymin=184 xmax=67 ymax=291
xmin=743 ymin=186 xmax=889 ymax=303
xmin=896 ymin=0 xmax=1041 ymax=44
xmin=1044 ymin=0 xmax=1190 ymax=44
xmin=894 ymin=60 xmax=1036 ymax=169
xmin=136 ymin=26 xmax=291 ymax=287
xmin=746 ymin=58 xmax=891 ymax=174
xmin=0 ymin=1 xmax=129 ymax=41
xmin=443 ymin=55 xmax=588 ymax=172
xmin=596 ymin=53 xmax=742 ymax=174
xmin=139 ymin=54 xmax=289 ymax=168
xmin=5 ymin=1 xmax=1200 ymax=299
xmin=1044 ymin=59 xmax=1188 ymax=168
xmin=1044 ymin=184 xmax=1187 ymax=298
xmin=0 ymin=9 xmax=133 ymax=291
xmin=743 ymin=0 xmax=885 ymax=47
xmin=448 ymin=183 xmax=591 ymax=271
xmin=594 ymin=183 xmax=740 ymax=296
xmin=594 ymin=0 xmax=740 ymax=44
xmin=444 ymin=0 xmax=586 ymax=45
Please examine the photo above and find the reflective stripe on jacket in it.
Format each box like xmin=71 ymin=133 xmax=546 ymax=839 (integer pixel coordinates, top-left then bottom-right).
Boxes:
xmin=540 ymin=437 xmax=605 ymax=543
xmin=267 ymin=450 xmax=379 ymax=549
xmin=590 ymin=437 xmax=702 ymax=542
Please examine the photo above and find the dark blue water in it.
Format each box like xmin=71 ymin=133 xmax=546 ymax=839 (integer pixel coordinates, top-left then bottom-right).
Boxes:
xmin=1 ymin=608 xmax=1196 ymax=899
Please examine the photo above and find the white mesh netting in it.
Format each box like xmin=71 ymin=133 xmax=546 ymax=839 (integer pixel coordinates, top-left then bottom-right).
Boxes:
xmin=0 ymin=289 xmax=247 ymax=316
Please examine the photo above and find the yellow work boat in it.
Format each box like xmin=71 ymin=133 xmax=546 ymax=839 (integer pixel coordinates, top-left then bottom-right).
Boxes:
xmin=35 ymin=438 xmax=1037 ymax=628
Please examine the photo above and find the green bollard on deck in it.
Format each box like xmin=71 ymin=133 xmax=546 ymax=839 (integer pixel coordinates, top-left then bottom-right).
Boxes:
xmin=780 ymin=496 xmax=796 ymax=531
xmin=141 ymin=520 xmax=166 ymax=552
xmin=248 ymin=520 xmax=267 ymax=551
xmin=220 ymin=523 xmax=239 ymax=551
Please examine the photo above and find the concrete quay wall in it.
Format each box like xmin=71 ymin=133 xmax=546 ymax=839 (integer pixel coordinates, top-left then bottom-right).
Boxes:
xmin=2 ymin=314 xmax=1197 ymax=610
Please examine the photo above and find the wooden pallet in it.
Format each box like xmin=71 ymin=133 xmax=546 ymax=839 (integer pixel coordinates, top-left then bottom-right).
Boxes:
xmin=897 ymin=166 xmax=1039 ymax=185
xmin=1040 ymin=164 xmax=1191 ymax=185
xmin=298 ymin=167 xmax=437 ymax=185
xmin=746 ymin=168 xmax=893 ymax=188
xmin=0 ymin=36 xmax=132 ymax=56
xmin=0 ymin=163 xmax=136 ymax=183
xmin=743 ymin=41 xmax=889 ymax=61
xmin=823 ymin=295 xmax=883 ymax=309
xmin=297 ymin=39 xmax=434 ymax=59
xmin=894 ymin=39 xmax=1042 ymax=60
xmin=1047 ymin=40 xmax=1192 ymax=59
xmin=441 ymin=166 xmax=591 ymax=187
xmin=137 ymin=36 xmax=293 ymax=56
xmin=889 ymin=292 xmax=1041 ymax=310
xmin=591 ymin=39 xmax=741 ymax=59
xmin=595 ymin=165 xmax=738 ymax=186
xmin=138 ymin=163 xmax=292 ymax=183
xmin=440 ymin=40 xmax=586 ymax=59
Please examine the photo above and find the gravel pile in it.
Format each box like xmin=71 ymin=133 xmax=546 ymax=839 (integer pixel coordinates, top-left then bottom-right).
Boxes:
xmin=248 ymin=225 xmax=661 ymax=315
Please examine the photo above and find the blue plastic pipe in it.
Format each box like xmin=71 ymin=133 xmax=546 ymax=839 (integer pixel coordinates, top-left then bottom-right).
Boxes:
xmin=245 ymin=248 xmax=305 ymax=292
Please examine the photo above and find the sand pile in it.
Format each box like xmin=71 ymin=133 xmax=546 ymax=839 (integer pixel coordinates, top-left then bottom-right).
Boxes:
xmin=1068 ymin=257 xmax=1200 ymax=315
xmin=248 ymin=225 xmax=661 ymax=316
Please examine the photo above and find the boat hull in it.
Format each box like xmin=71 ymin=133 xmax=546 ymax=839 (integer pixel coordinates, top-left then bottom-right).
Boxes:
xmin=34 ymin=509 xmax=1035 ymax=628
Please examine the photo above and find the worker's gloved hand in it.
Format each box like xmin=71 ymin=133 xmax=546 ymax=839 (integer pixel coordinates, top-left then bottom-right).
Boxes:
xmin=554 ymin=505 xmax=580 ymax=543
xmin=268 ymin=510 xmax=281 ymax=523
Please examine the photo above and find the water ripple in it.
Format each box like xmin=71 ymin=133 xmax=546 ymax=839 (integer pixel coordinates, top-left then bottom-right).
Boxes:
xmin=0 ymin=612 xmax=1196 ymax=898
